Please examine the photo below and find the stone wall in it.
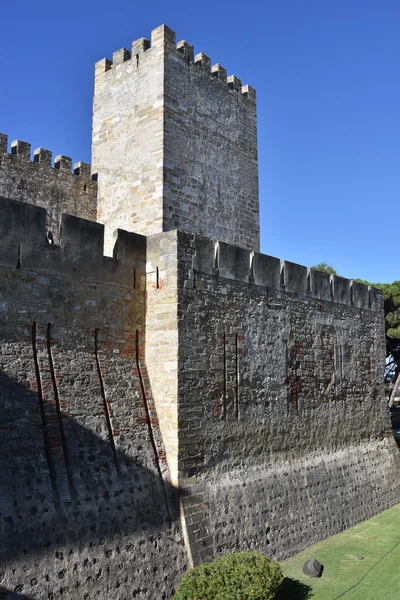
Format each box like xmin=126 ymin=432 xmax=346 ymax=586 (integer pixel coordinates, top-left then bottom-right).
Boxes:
xmin=92 ymin=26 xmax=166 ymax=254
xmin=147 ymin=230 xmax=400 ymax=564
xmin=163 ymin=30 xmax=259 ymax=251
xmin=181 ymin=441 xmax=400 ymax=563
xmin=1 ymin=195 xmax=399 ymax=595
xmin=0 ymin=134 xmax=97 ymax=244
xmin=3 ymin=21 xmax=399 ymax=598
xmin=0 ymin=197 xmax=187 ymax=600
xmin=177 ymin=233 xmax=387 ymax=473
xmin=92 ymin=24 xmax=259 ymax=254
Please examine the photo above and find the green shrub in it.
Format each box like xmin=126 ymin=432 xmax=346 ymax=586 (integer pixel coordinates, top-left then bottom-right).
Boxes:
xmin=173 ymin=551 xmax=283 ymax=600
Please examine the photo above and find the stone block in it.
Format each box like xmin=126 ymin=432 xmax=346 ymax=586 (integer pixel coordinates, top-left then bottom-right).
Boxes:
xmin=309 ymin=268 xmax=331 ymax=301
xmin=60 ymin=213 xmax=104 ymax=274
xmin=282 ymin=260 xmax=308 ymax=295
xmin=351 ymin=280 xmax=370 ymax=309
xmin=252 ymin=252 xmax=280 ymax=289
xmin=332 ymin=276 xmax=351 ymax=305
xmin=193 ymin=235 xmax=214 ymax=275
xmin=0 ymin=196 xmax=46 ymax=268
xmin=218 ymin=241 xmax=250 ymax=283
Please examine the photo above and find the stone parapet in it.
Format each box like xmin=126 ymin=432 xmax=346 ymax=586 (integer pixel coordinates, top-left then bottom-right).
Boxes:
xmin=0 ymin=135 xmax=98 ymax=244
xmin=190 ymin=234 xmax=382 ymax=311
xmin=1 ymin=134 xmax=97 ymax=181
xmin=95 ymin=24 xmax=256 ymax=106
xmin=0 ymin=196 xmax=145 ymax=288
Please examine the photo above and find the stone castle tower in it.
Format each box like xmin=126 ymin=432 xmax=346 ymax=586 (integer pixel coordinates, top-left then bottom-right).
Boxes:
xmin=0 ymin=23 xmax=399 ymax=600
xmin=92 ymin=24 xmax=259 ymax=253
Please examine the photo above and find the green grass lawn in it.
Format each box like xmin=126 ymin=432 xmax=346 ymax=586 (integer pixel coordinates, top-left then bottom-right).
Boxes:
xmin=280 ymin=504 xmax=400 ymax=600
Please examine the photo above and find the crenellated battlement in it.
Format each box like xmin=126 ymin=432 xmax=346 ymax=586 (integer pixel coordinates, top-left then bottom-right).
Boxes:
xmin=0 ymin=26 xmax=395 ymax=596
xmin=0 ymin=196 xmax=145 ymax=289
xmin=1 ymin=193 xmax=375 ymax=311
xmin=93 ymin=24 xmax=259 ymax=253
xmin=94 ymin=24 xmax=255 ymax=104
xmin=0 ymin=133 xmax=98 ymax=245
xmin=0 ymin=133 xmax=97 ymax=181
xmin=190 ymin=235 xmax=381 ymax=311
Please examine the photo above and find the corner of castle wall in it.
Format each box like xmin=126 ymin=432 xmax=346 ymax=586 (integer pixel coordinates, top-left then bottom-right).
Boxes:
xmin=145 ymin=230 xmax=180 ymax=485
xmin=93 ymin=24 xmax=171 ymax=93
xmin=151 ymin=24 xmax=176 ymax=49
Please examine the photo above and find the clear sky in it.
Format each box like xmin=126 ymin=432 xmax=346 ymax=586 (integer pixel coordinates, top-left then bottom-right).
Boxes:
xmin=1 ymin=1 xmax=399 ymax=283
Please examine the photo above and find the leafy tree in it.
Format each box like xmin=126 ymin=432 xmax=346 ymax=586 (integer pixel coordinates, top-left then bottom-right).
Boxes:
xmin=310 ymin=262 xmax=339 ymax=276
xmin=372 ymin=281 xmax=400 ymax=381
xmin=312 ymin=263 xmax=400 ymax=382
xmin=173 ymin=551 xmax=283 ymax=600
xmin=350 ymin=279 xmax=400 ymax=380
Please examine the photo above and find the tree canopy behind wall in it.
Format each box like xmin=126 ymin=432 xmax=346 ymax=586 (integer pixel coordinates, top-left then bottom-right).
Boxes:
xmin=311 ymin=264 xmax=400 ymax=381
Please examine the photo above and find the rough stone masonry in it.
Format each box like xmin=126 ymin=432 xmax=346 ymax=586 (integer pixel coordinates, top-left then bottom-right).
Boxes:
xmin=0 ymin=23 xmax=399 ymax=600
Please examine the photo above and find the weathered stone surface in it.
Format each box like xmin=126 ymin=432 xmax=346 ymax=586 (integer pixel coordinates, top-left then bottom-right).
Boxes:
xmin=93 ymin=24 xmax=259 ymax=254
xmin=0 ymin=136 xmax=97 ymax=244
xmin=0 ymin=22 xmax=399 ymax=600
xmin=0 ymin=205 xmax=187 ymax=599
xmin=152 ymin=230 xmax=395 ymax=564
xmin=303 ymin=558 xmax=323 ymax=578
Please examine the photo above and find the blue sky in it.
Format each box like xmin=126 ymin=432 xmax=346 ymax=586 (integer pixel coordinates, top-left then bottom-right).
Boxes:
xmin=1 ymin=1 xmax=399 ymax=283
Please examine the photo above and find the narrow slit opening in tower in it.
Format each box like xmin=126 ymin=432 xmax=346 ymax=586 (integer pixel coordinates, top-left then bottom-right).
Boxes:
xmin=214 ymin=242 xmax=219 ymax=269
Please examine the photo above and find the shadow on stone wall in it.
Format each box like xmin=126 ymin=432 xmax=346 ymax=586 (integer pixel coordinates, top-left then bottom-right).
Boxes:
xmin=0 ymin=589 xmax=35 ymax=600
xmin=0 ymin=369 xmax=182 ymax=564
